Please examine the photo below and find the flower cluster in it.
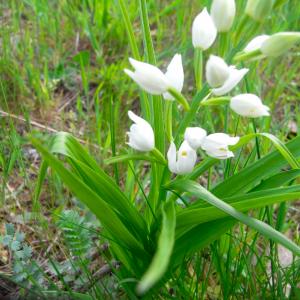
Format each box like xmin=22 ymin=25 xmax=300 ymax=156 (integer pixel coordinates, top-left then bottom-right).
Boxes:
xmin=127 ymin=110 xmax=240 ymax=174
xmin=168 ymin=129 xmax=240 ymax=175
xmin=124 ymin=0 xmax=300 ymax=176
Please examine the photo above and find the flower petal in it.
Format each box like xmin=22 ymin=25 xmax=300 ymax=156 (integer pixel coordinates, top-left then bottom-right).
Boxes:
xmin=244 ymin=35 xmax=270 ymax=52
xmin=206 ymin=55 xmax=230 ymax=88
xmin=212 ymin=67 xmax=249 ymax=96
xmin=206 ymin=149 xmax=234 ymax=159
xmin=163 ymin=54 xmax=184 ymax=100
xmin=184 ymin=127 xmax=207 ymax=150
xmin=126 ymin=58 xmax=170 ymax=94
xmin=177 ymin=141 xmax=197 ymax=174
xmin=167 ymin=142 xmax=178 ymax=173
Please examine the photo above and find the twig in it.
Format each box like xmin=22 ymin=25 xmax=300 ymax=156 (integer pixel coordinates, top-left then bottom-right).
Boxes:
xmin=0 ymin=110 xmax=101 ymax=150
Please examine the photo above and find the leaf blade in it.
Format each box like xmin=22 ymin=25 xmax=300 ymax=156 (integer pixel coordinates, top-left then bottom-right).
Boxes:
xmin=137 ymin=201 xmax=176 ymax=295
xmin=167 ymin=180 xmax=300 ymax=256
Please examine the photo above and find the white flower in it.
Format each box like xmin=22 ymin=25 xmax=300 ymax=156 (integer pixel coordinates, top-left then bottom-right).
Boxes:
xmin=261 ymin=32 xmax=300 ymax=57
xmin=163 ymin=54 xmax=184 ymax=100
xmin=184 ymin=127 xmax=207 ymax=150
xmin=245 ymin=0 xmax=274 ymax=22
xmin=230 ymin=94 xmax=270 ymax=118
xmin=243 ymin=32 xmax=300 ymax=59
xmin=127 ymin=111 xmax=154 ymax=152
xmin=124 ymin=58 xmax=170 ymax=95
xmin=206 ymin=55 xmax=249 ymax=96
xmin=167 ymin=141 xmax=197 ymax=175
xmin=201 ymin=133 xmax=239 ymax=159
xmin=206 ymin=55 xmax=230 ymax=88
xmin=244 ymin=35 xmax=270 ymax=52
xmin=192 ymin=8 xmax=217 ymax=50
xmin=211 ymin=0 xmax=236 ymax=32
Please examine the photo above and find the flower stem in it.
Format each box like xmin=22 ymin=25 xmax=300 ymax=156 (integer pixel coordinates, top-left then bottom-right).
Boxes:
xmin=201 ymin=96 xmax=230 ymax=106
xmin=167 ymin=88 xmax=190 ymax=111
xmin=165 ymin=101 xmax=173 ymax=142
xmin=194 ymin=48 xmax=203 ymax=91
xmin=175 ymin=85 xmax=210 ymax=142
xmin=151 ymin=148 xmax=167 ymax=165
xmin=234 ymin=15 xmax=249 ymax=45
xmin=233 ymin=49 xmax=262 ymax=63
xmin=252 ymin=119 xmax=261 ymax=159
xmin=219 ymin=33 xmax=228 ymax=58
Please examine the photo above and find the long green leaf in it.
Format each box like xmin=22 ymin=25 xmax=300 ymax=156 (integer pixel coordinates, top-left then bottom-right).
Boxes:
xmin=172 ymin=218 xmax=236 ymax=267
xmin=46 ymin=132 xmax=147 ymax=236
xmin=169 ymin=135 xmax=300 ymax=269
xmin=175 ymin=185 xmax=300 ymax=237
xmin=175 ymin=85 xmax=210 ymax=143
xmin=167 ymin=180 xmax=300 ymax=256
xmin=136 ymin=201 xmax=176 ymax=295
xmin=138 ymin=0 xmax=165 ymax=219
xmin=213 ymin=135 xmax=300 ymax=197
xmin=252 ymin=169 xmax=300 ymax=192
xmin=117 ymin=0 xmax=151 ymax=120
xmin=31 ymin=137 xmax=148 ymax=258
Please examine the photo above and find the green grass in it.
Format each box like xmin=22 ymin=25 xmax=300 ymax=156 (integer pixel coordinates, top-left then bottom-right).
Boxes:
xmin=0 ymin=0 xmax=300 ymax=299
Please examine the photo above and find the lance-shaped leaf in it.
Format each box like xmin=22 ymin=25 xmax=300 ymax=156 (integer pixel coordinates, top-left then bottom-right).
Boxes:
xmin=166 ymin=179 xmax=300 ymax=256
xmin=137 ymin=201 xmax=176 ymax=295
xmin=31 ymin=137 xmax=148 ymax=259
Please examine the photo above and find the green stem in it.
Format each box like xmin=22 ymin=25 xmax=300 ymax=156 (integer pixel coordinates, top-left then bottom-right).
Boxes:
xmin=117 ymin=0 xmax=140 ymax=59
xmin=139 ymin=0 xmax=156 ymax=64
xmin=150 ymin=148 xmax=167 ymax=165
xmin=139 ymin=0 xmax=165 ymax=218
xmin=109 ymin=97 xmax=119 ymax=184
xmin=128 ymin=163 xmax=157 ymax=221
xmin=276 ymin=202 xmax=287 ymax=231
xmin=234 ymin=15 xmax=249 ymax=45
xmin=175 ymin=85 xmax=210 ymax=143
xmin=165 ymin=101 xmax=173 ymax=142
xmin=253 ymin=119 xmax=276 ymax=292
xmin=252 ymin=119 xmax=261 ymax=159
xmin=201 ymin=96 xmax=230 ymax=106
xmin=219 ymin=33 xmax=228 ymax=57
xmin=194 ymin=48 xmax=203 ymax=91
xmin=167 ymin=88 xmax=190 ymax=111
xmin=233 ymin=49 xmax=262 ymax=63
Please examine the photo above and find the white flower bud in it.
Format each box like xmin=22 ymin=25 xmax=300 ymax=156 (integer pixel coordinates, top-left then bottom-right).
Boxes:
xmin=167 ymin=141 xmax=197 ymax=175
xmin=127 ymin=111 xmax=154 ymax=152
xmin=192 ymin=8 xmax=217 ymax=50
xmin=230 ymin=94 xmax=270 ymax=118
xmin=245 ymin=0 xmax=274 ymax=22
xmin=261 ymin=32 xmax=300 ymax=57
xmin=163 ymin=54 xmax=184 ymax=100
xmin=124 ymin=58 xmax=170 ymax=95
xmin=244 ymin=35 xmax=270 ymax=52
xmin=201 ymin=133 xmax=239 ymax=160
xmin=184 ymin=127 xmax=207 ymax=150
xmin=211 ymin=0 xmax=236 ymax=32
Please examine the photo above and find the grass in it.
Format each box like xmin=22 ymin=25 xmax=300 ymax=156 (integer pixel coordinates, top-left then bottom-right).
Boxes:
xmin=0 ymin=0 xmax=300 ymax=298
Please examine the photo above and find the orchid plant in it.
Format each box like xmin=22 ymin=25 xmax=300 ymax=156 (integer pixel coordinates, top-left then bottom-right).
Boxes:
xmin=32 ymin=0 xmax=300 ymax=296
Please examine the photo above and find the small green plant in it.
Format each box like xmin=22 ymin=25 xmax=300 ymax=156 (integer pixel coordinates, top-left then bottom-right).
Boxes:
xmin=0 ymin=223 xmax=43 ymax=287
xmin=31 ymin=0 xmax=300 ymax=297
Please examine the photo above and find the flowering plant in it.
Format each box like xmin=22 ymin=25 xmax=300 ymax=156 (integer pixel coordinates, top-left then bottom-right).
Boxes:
xmin=32 ymin=0 xmax=300 ymax=296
